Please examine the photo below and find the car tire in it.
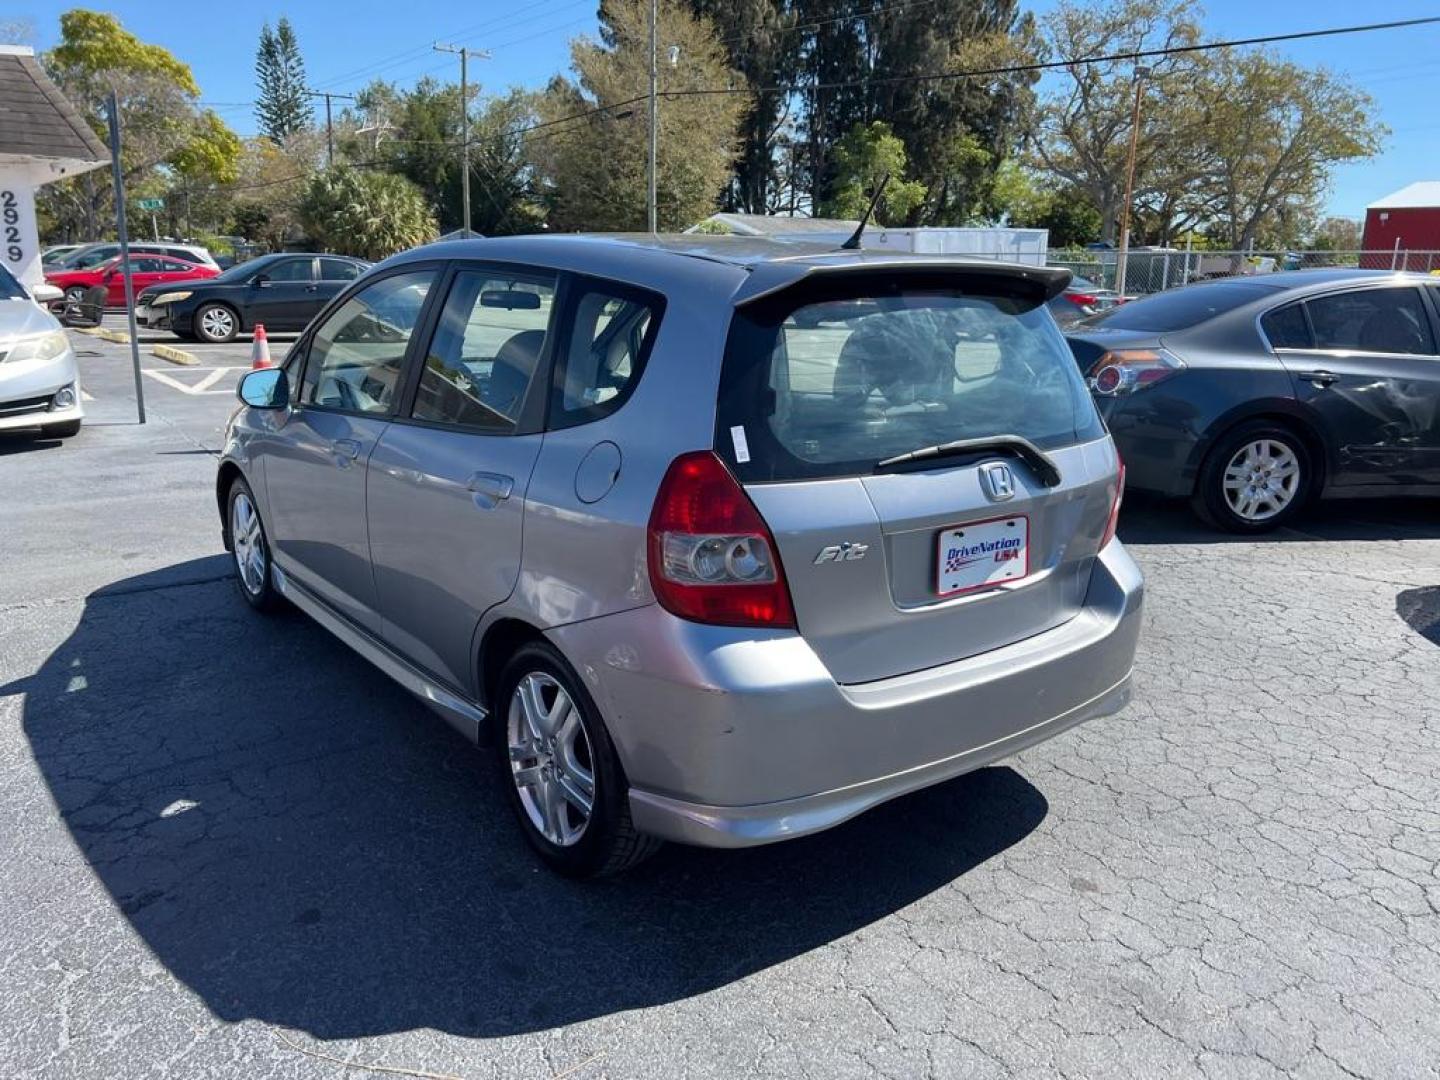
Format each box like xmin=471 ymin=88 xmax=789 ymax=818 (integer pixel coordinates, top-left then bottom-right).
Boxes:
xmin=495 ymin=641 xmax=661 ymax=878
xmin=63 ymin=285 xmax=88 ymax=307
xmin=1193 ymin=420 xmax=1313 ymax=533
xmin=195 ymin=302 xmax=239 ymax=344
xmin=226 ymin=476 xmax=284 ymax=612
xmin=46 ymin=419 xmax=82 ymax=438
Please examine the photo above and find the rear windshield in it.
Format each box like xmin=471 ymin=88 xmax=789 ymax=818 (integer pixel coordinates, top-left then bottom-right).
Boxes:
xmin=717 ymin=277 xmax=1104 ymax=481
xmin=1087 ymin=280 xmax=1280 ymax=332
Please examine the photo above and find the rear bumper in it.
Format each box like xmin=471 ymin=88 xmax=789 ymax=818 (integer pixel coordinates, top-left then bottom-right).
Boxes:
xmin=548 ymin=540 xmax=1144 ymax=848
xmin=1100 ymin=400 xmax=1202 ymax=498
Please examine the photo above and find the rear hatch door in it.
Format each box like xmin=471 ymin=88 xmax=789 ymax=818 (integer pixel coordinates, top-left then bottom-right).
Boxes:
xmin=717 ymin=264 xmax=1119 ymax=685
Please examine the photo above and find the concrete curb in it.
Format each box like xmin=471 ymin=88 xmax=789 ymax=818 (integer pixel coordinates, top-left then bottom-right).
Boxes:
xmin=150 ymin=343 xmax=198 ymax=366
xmin=96 ymin=328 xmax=131 ymax=345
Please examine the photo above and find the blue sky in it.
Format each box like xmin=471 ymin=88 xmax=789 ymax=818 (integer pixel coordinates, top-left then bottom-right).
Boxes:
xmin=21 ymin=0 xmax=1440 ymax=218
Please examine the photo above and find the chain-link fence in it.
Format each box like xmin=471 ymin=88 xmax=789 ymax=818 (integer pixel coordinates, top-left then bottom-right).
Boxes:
xmin=1045 ymin=249 xmax=1440 ymax=297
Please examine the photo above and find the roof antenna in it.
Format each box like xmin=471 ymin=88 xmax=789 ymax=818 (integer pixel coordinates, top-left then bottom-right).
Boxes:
xmin=840 ymin=173 xmax=890 ymax=251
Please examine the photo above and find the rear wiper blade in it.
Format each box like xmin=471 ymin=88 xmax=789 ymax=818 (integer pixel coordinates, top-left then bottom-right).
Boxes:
xmin=875 ymin=435 xmax=1062 ymax=487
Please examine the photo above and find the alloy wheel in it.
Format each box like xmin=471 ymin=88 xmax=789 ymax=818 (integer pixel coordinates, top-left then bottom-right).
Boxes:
xmin=1222 ymin=439 xmax=1301 ymax=522
xmin=506 ymin=672 xmax=596 ymax=847
xmin=200 ymin=306 xmax=235 ymax=341
xmin=230 ymin=490 xmax=267 ymax=596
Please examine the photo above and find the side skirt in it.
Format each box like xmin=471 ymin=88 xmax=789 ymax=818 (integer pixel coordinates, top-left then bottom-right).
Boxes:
xmin=272 ymin=563 xmax=487 ymax=744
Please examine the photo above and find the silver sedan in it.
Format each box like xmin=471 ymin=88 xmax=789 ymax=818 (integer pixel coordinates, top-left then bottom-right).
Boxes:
xmin=0 ymin=266 xmax=82 ymax=438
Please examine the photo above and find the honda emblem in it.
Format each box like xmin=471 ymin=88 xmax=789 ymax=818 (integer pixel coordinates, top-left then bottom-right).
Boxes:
xmin=979 ymin=462 xmax=1015 ymax=502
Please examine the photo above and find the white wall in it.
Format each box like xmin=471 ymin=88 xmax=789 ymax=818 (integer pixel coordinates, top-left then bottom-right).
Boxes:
xmin=0 ymin=165 xmax=43 ymax=286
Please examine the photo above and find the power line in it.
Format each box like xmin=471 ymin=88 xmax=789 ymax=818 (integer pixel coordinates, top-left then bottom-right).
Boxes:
xmin=502 ymin=13 xmax=1440 ymax=142
xmin=307 ymin=0 xmax=591 ymax=90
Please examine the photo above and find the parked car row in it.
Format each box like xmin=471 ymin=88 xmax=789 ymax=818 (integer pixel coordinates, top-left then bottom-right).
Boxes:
xmin=40 ymin=247 xmax=370 ymax=340
xmin=136 ymin=253 xmax=369 ymax=342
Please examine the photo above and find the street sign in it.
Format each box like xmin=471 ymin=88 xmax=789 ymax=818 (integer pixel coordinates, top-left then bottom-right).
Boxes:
xmin=137 ymin=197 xmax=164 ymax=211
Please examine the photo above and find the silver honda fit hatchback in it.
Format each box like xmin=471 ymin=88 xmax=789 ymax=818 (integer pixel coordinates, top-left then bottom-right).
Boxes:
xmin=218 ymin=235 xmax=1143 ymax=877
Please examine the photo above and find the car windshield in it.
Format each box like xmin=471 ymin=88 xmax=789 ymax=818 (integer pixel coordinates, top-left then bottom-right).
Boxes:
xmin=1087 ymin=281 xmax=1281 ymax=332
xmin=0 ymin=264 xmax=28 ymax=300
xmin=210 ymin=258 xmax=277 ymax=283
xmin=718 ymin=284 xmax=1103 ymax=481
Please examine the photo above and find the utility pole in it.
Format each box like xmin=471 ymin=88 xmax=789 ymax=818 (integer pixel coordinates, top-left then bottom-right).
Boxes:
xmin=305 ymin=90 xmax=355 ymax=169
xmin=434 ymin=43 xmax=490 ymax=237
xmin=105 ymin=91 xmax=145 ymax=425
xmin=647 ymin=0 xmax=658 ymax=233
xmin=1114 ymin=66 xmax=1150 ymax=297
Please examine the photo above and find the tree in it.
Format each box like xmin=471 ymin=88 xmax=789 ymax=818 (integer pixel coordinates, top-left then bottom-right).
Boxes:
xmin=785 ymin=0 xmax=1038 ymax=225
xmin=299 ymin=166 xmax=437 ymax=258
xmin=224 ymin=130 xmax=327 ymax=250
xmin=686 ymin=0 xmax=802 ymax=214
xmin=1308 ymin=216 xmax=1362 ymax=251
xmin=821 ymin=121 xmax=926 ymax=223
xmin=527 ymin=0 xmax=747 ymax=231
xmin=41 ymin=10 xmax=241 ymax=239
xmin=255 ymin=18 xmax=312 ymax=143
xmin=1197 ymin=51 xmax=1383 ymax=251
xmin=1030 ymin=0 xmax=1207 ymax=244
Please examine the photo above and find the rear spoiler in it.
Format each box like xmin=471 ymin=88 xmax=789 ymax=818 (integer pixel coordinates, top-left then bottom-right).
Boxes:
xmin=732 ymin=256 xmax=1073 ymax=308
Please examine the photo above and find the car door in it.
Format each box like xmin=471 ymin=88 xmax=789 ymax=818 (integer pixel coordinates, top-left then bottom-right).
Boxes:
xmin=248 ymin=256 xmax=318 ymax=329
xmin=366 ymin=265 xmax=558 ymax=691
xmin=260 ymin=267 xmax=440 ymax=634
xmin=1266 ymin=285 xmax=1440 ymax=487
xmin=316 ymin=258 xmax=365 ymax=314
xmin=100 ymin=256 xmax=155 ymax=305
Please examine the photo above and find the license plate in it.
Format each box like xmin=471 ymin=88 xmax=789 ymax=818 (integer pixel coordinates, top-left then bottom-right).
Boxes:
xmin=936 ymin=515 xmax=1029 ymax=597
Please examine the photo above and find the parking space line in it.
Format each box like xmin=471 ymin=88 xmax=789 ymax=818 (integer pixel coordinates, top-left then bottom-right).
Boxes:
xmin=139 ymin=365 xmax=249 ymax=395
xmin=192 ymin=369 xmax=230 ymax=392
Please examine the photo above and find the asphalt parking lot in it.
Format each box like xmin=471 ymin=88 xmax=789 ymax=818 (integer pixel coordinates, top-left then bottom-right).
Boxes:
xmin=3 ymin=324 xmax=1440 ymax=1079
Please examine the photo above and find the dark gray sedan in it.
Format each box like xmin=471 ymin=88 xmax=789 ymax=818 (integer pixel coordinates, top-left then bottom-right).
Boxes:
xmin=1067 ymin=269 xmax=1440 ymax=531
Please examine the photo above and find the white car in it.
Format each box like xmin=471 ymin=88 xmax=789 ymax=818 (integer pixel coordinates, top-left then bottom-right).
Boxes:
xmin=0 ymin=266 xmax=82 ymax=438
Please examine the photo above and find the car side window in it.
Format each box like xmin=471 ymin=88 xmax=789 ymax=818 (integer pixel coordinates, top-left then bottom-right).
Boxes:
xmin=1304 ymin=288 xmax=1436 ymax=356
xmin=551 ymin=283 xmax=662 ymax=429
xmin=132 ymin=257 xmax=166 ymax=272
xmin=266 ymin=259 xmax=314 ymax=283
xmin=411 ymin=269 xmax=556 ymax=432
xmin=1260 ymin=303 xmax=1311 ymax=349
xmin=320 ymin=258 xmax=363 ymax=282
xmin=302 ymin=270 xmax=435 ymax=415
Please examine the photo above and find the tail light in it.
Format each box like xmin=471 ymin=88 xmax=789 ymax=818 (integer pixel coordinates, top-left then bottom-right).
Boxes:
xmin=1100 ymin=459 xmax=1126 ymax=549
xmin=647 ymin=451 xmax=796 ymax=629
xmin=1065 ymin=292 xmax=1098 ymax=307
xmin=1088 ymin=347 xmax=1184 ymax=395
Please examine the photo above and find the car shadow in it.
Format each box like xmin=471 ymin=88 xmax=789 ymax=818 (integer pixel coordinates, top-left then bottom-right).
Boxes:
xmin=8 ymin=558 xmax=1048 ymax=1040
xmin=0 ymin=432 xmax=63 ymax=455
xmin=1397 ymin=587 xmax=1440 ymax=646
xmin=1121 ymin=493 xmax=1440 ymax=545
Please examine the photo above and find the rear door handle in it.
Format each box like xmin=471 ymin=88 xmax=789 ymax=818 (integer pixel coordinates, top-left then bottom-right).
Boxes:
xmin=467 ymin=471 xmax=514 ymax=509
xmin=331 ymin=438 xmax=362 ymax=465
xmin=1297 ymin=370 xmax=1339 ymax=388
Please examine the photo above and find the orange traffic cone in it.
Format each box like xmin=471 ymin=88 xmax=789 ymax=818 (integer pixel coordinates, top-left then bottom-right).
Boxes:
xmin=250 ymin=323 xmax=273 ymax=369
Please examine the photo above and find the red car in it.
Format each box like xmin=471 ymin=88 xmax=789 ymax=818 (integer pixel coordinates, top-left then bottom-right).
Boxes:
xmin=45 ymin=254 xmax=218 ymax=309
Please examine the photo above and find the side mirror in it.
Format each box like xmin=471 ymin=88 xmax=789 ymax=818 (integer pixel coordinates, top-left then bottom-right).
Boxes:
xmin=237 ymin=367 xmax=289 ymax=409
xmin=251 ymin=273 xmax=269 ymax=287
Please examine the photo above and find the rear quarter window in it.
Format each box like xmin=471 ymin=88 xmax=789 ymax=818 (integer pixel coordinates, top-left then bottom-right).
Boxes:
xmin=717 ymin=276 xmax=1104 ymax=481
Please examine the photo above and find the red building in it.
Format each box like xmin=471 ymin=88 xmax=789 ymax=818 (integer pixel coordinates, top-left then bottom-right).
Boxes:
xmin=1361 ymin=182 xmax=1440 ymax=270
